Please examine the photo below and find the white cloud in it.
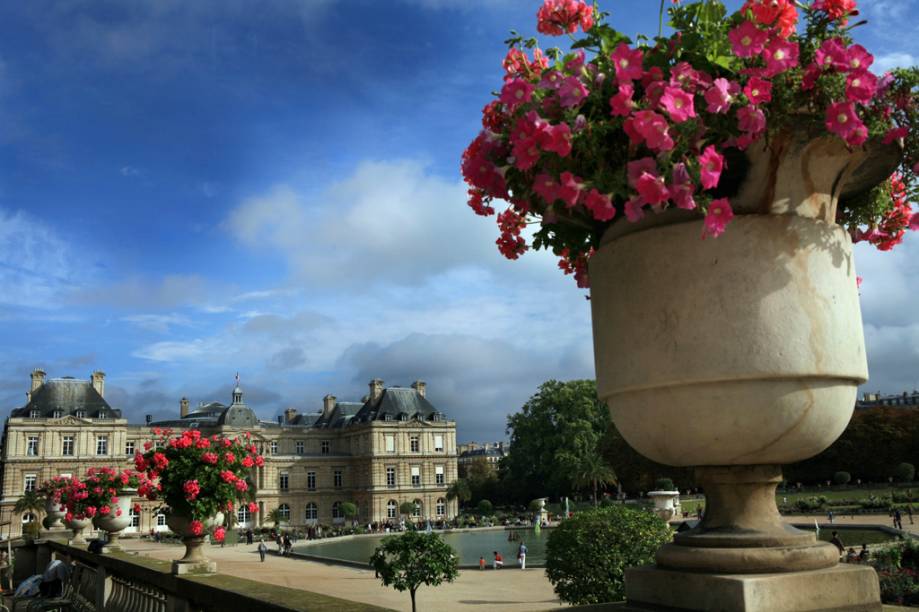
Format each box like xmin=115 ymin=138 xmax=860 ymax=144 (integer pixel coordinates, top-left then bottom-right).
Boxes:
xmin=132 ymin=338 xmax=212 ymax=362
xmin=0 ymin=207 xmax=88 ymax=308
xmin=120 ymin=165 xmax=141 ymax=177
xmin=873 ymin=52 xmax=918 ymax=73
xmin=74 ymin=274 xmax=229 ymax=309
xmin=121 ymin=313 xmax=193 ymax=333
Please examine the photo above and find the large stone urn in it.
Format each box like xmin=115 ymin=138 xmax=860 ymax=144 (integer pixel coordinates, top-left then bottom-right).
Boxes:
xmin=92 ymin=490 xmax=135 ymax=551
xmin=166 ymin=512 xmax=224 ymax=575
xmin=589 ymin=132 xmax=895 ymax=611
xmin=44 ymin=499 xmax=67 ymax=531
xmin=647 ymin=490 xmax=680 ymax=523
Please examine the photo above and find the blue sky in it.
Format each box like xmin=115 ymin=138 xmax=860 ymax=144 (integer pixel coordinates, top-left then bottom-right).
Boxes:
xmin=1 ymin=0 xmax=917 ymax=443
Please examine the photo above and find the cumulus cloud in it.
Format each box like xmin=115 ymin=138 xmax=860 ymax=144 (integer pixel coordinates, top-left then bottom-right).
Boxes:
xmin=873 ymin=52 xmax=918 ymax=73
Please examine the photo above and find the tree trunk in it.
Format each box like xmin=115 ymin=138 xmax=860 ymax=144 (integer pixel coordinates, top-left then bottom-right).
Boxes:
xmin=410 ymin=588 xmax=417 ymax=612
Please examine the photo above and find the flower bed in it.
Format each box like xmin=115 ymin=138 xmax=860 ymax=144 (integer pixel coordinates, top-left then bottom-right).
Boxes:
xmin=462 ymin=0 xmax=919 ymax=286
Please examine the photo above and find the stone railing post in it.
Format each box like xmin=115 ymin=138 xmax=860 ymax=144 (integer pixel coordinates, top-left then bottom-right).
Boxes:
xmin=94 ymin=564 xmax=112 ymax=610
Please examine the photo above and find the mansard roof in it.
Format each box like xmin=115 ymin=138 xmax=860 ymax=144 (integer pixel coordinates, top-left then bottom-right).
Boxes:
xmin=313 ymin=401 xmax=363 ymax=429
xmin=353 ymin=387 xmax=442 ymax=423
xmin=11 ymin=378 xmax=120 ymax=419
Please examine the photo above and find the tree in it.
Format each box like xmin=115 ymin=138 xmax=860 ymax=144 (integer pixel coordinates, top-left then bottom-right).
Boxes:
xmin=476 ymin=499 xmax=493 ymax=516
xmin=833 ymin=471 xmax=852 ymax=485
xmin=267 ymin=508 xmax=284 ymax=529
xmin=654 ymin=478 xmax=676 ymax=491
xmin=446 ymin=479 xmax=471 ymax=507
xmin=370 ymin=531 xmax=459 ymax=612
xmin=341 ymin=502 xmax=358 ymax=525
xmin=894 ymin=462 xmax=916 ymax=483
xmin=600 ymin=422 xmax=695 ymax=494
xmin=503 ymin=380 xmax=610 ymax=503
xmin=463 ymin=457 xmax=500 ymax=504
xmin=400 ymin=501 xmax=416 ymax=518
xmin=14 ymin=491 xmax=44 ymax=522
xmin=545 ymin=505 xmax=671 ymax=605
xmin=571 ymin=453 xmax=618 ymax=506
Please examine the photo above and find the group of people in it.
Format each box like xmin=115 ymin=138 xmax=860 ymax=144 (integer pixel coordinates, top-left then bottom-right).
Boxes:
xmin=829 ymin=531 xmax=871 ymax=564
xmin=891 ymin=507 xmax=913 ymax=530
xmin=478 ymin=542 xmax=528 ymax=571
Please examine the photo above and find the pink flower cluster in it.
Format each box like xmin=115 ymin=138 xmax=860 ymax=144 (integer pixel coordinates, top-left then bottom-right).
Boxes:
xmin=536 ymin=0 xmax=593 ymax=36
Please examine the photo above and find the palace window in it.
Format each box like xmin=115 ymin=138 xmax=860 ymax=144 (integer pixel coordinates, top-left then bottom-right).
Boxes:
xmin=436 ymin=498 xmax=446 ymax=517
xmin=411 ymin=466 xmax=421 ymax=487
xmin=332 ymin=501 xmax=343 ymax=520
xmin=387 ymin=500 xmax=397 ymax=519
xmin=24 ymin=475 xmax=37 ymax=493
xmin=27 ymin=436 xmax=39 ymax=456
xmin=237 ymin=506 xmax=250 ymax=524
xmin=62 ymin=436 xmax=74 ymax=456
xmin=334 ymin=470 xmax=343 ymax=489
xmin=29 ymin=410 xmax=39 ymax=419
xmin=96 ymin=435 xmax=108 ymax=456
xmin=270 ymin=441 xmax=278 ymax=455
xmin=410 ymin=436 xmax=420 ymax=453
xmin=435 ymin=465 xmax=445 ymax=485
xmin=52 ymin=410 xmax=62 ymax=419
xmin=385 ymin=435 xmax=395 ymax=453
xmin=278 ymin=504 xmax=290 ymax=521
xmin=412 ymin=499 xmax=422 ymax=517
xmin=305 ymin=503 xmax=318 ymax=521
xmin=321 ymin=440 xmax=330 ymax=455
xmin=386 ymin=467 xmax=396 ymax=488
xmin=125 ymin=441 xmax=135 ymax=456
xmin=296 ymin=441 xmax=304 ymax=455
xmin=129 ymin=507 xmax=140 ymax=528
xmin=97 ymin=411 xmax=107 ymax=420
xmin=157 ymin=514 xmax=167 ymax=527
xmin=434 ymin=434 xmax=444 ymax=452
xmin=279 ymin=472 xmax=289 ymax=491
xmin=75 ymin=410 xmax=86 ymax=418
xmin=307 ymin=471 xmax=316 ymax=491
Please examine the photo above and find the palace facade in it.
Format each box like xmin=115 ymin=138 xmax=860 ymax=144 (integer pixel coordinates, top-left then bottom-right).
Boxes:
xmin=0 ymin=370 xmax=458 ymax=536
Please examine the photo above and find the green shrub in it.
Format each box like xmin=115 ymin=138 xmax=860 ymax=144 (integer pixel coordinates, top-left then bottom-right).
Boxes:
xmin=654 ymin=478 xmax=675 ymax=491
xmin=795 ymin=496 xmax=828 ymax=512
xmin=894 ymin=463 xmax=916 ymax=483
xmin=859 ymin=495 xmax=892 ymax=511
xmin=546 ymin=505 xmax=671 ymax=605
xmin=892 ymin=490 xmax=915 ymax=503
xmin=477 ymin=499 xmax=493 ymax=515
xmin=833 ymin=471 xmax=851 ymax=485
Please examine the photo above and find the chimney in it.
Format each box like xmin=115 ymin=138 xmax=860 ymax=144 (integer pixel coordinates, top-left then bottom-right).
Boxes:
xmin=277 ymin=415 xmax=283 ymax=424
xmin=369 ymin=379 xmax=385 ymax=402
xmin=284 ymin=408 xmax=298 ymax=424
xmin=323 ymin=395 xmax=337 ymax=418
xmin=180 ymin=397 xmax=190 ymax=418
xmin=91 ymin=371 xmax=105 ymax=397
xmin=145 ymin=414 xmax=152 ymax=424
xmin=411 ymin=380 xmax=427 ymax=398
xmin=30 ymin=369 xmax=46 ymax=393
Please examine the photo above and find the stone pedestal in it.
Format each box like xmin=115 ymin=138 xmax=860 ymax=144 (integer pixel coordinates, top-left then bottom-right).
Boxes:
xmin=171 ymin=536 xmax=217 ymax=575
xmin=624 ymin=564 xmax=882 ymax=612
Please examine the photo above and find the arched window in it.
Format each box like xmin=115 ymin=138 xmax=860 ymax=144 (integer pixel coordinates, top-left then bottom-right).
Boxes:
xmin=305 ymin=502 xmax=318 ymax=521
xmin=412 ymin=499 xmax=422 ymax=517
xmin=278 ymin=504 xmax=290 ymax=521
xmin=237 ymin=506 xmax=251 ymax=524
xmin=332 ymin=501 xmax=343 ymax=521
xmin=436 ymin=498 xmax=446 ymax=517
xmin=21 ymin=512 xmax=36 ymax=525
xmin=387 ymin=500 xmax=397 ymax=519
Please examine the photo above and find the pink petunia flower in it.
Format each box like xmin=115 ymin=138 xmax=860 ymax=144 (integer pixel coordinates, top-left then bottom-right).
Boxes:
xmin=825 ymin=101 xmax=862 ymax=141
xmin=627 ymin=157 xmax=659 ymax=188
xmin=883 ymin=126 xmax=908 ymax=145
xmin=743 ymin=77 xmax=772 ymax=105
xmin=699 ymin=146 xmax=725 ymax=190
xmin=538 ymin=122 xmax=573 ymax=157
xmin=512 ymin=137 xmax=541 ymax=171
xmin=737 ymin=105 xmax=766 ymax=134
xmin=610 ymin=43 xmax=644 ymax=83
xmin=762 ymin=39 xmax=799 ymax=76
xmin=558 ymin=76 xmax=589 ymax=108
xmin=703 ymin=198 xmax=734 ymax=238
xmin=704 ymin=78 xmax=739 ymax=114
xmin=846 ymin=70 xmax=877 ymax=104
xmin=910 ymin=213 xmax=919 ymax=232
xmin=802 ymin=64 xmax=822 ymax=91
xmin=659 ymin=86 xmax=696 ymax=123
xmin=815 ymin=38 xmax=849 ymax=72
xmin=728 ymin=21 xmax=769 ymax=58
xmin=565 ymin=50 xmax=586 ymax=73
xmin=845 ymin=44 xmax=873 ymax=72
xmin=609 ymin=84 xmax=635 ymax=117
xmin=533 ymin=173 xmax=560 ymax=204
xmin=583 ymin=189 xmax=616 ymax=221
xmin=629 ymin=110 xmax=674 ymax=152
xmin=557 ymin=172 xmax=584 ymax=208
xmin=624 ymin=196 xmax=646 ymax=222
xmin=635 ymin=171 xmax=670 ymax=206
xmin=500 ymin=79 xmax=535 ymax=111
xmin=669 ymin=163 xmax=697 ymax=210
xmin=539 ymin=70 xmax=564 ymax=90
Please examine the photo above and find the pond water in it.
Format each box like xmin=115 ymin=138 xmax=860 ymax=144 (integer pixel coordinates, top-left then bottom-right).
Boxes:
xmin=295 ymin=528 xmax=552 ymax=567
xmin=805 ymin=527 xmax=900 ymax=546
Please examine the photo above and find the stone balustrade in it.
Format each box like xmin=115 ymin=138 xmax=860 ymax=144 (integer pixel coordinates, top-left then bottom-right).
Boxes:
xmin=9 ymin=538 xmax=390 ymax=611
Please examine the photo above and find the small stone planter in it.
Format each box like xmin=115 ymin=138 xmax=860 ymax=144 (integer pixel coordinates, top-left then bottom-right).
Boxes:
xmin=92 ymin=490 xmax=135 ymax=551
xmin=44 ymin=500 xmax=67 ymax=532
xmin=166 ymin=512 xmax=224 ymax=575
xmin=646 ymin=491 xmax=680 ymax=522
xmin=65 ymin=517 xmax=92 ymax=545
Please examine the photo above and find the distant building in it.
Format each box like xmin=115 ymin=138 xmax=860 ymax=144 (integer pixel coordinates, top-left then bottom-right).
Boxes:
xmin=856 ymin=390 xmax=919 ymax=410
xmin=458 ymin=441 xmax=507 ymax=467
xmin=1 ymin=371 xmax=458 ymax=535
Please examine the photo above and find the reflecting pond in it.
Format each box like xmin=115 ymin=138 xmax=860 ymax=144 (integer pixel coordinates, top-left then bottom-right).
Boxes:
xmin=295 ymin=528 xmax=552 ymax=567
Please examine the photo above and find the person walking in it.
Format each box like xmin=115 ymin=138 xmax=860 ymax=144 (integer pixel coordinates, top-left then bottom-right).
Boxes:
xmin=893 ymin=509 xmax=903 ymax=530
xmin=258 ymin=538 xmax=268 ymax=562
xmin=907 ymin=504 xmax=914 ymax=525
xmin=517 ymin=542 xmax=528 ymax=570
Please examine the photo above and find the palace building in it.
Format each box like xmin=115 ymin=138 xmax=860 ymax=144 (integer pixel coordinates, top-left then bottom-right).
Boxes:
xmin=0 ymin=370 xmax=458 ymax=536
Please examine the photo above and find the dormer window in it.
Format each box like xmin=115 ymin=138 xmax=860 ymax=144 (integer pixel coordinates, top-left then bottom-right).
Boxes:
xmin=52 ymin=410 xmax=62 ymax=419
xmin=75 ymin=410 xmax=86 ymax=418
xmin=384 ymin=414 xmax=393 ymax=422
xmin=399 ymin=413 xmax=408 ymax=422
xmin=29 ymin=410 xmax=39 ymax=419
xmin=97 ymin=411 xmax=107 ymax=420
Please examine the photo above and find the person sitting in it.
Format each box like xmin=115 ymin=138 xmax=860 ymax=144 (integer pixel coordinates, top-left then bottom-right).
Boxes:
xmin=845 ymin=547 xmax=858 ymax=563
xmin=858 ymin=543 xmax=869 ymax=562
xmin=479 ymin=556 xmax=486 ymax=571
xmin=40 ymin=554 xmax=72 ymax=597
xmin=493 ymin=551 xmax=503 ymax=569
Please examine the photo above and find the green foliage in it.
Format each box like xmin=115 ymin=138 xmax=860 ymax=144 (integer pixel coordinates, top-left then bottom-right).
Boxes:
xmin=14 ymin=490 xmax=44 ymax=517
xmin=894 ymin=462 xmax=916 ymax=483
xmin=341 ymin=502 xmax=358 ymax=519
xmin=476 ymin=499 xmax=493 ymax=516
xmin=571 ymin=453 xmax=617 ymax=506
xmin=654 ymin=478 xmax=676 ymax=491
xmin=833 ymin=471 xmax=852 ymax=485
xmin=22 ymin=521 xmax=41 ymax=540
xmin=370 ymin=531 xmax=459 ymax=612
xmin=546 ymin=505 xmax=672 ymax=605
xmin=601 ymin=421 xmax=694 ymax=494
xmin=874 ymin=540 xmax=919 ymax=606
xmin=446 ymin=479 xmax=472 ymax=506
xmin=267 ymin=508 xmax=285 ymax=528
xmin=503 ymin=380 xmax=610 ymax=502
xmin=399 ymin=502 xmax=416 ymax=517
xmin=794 ymin=496 xmax=828 ymax=512
xmin=460 ymin=458 xmax=501 ymax=505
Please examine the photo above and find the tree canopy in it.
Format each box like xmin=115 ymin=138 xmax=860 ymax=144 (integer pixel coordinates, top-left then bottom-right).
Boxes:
xmin=370 ymin=531 xmax=459 ymax=612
